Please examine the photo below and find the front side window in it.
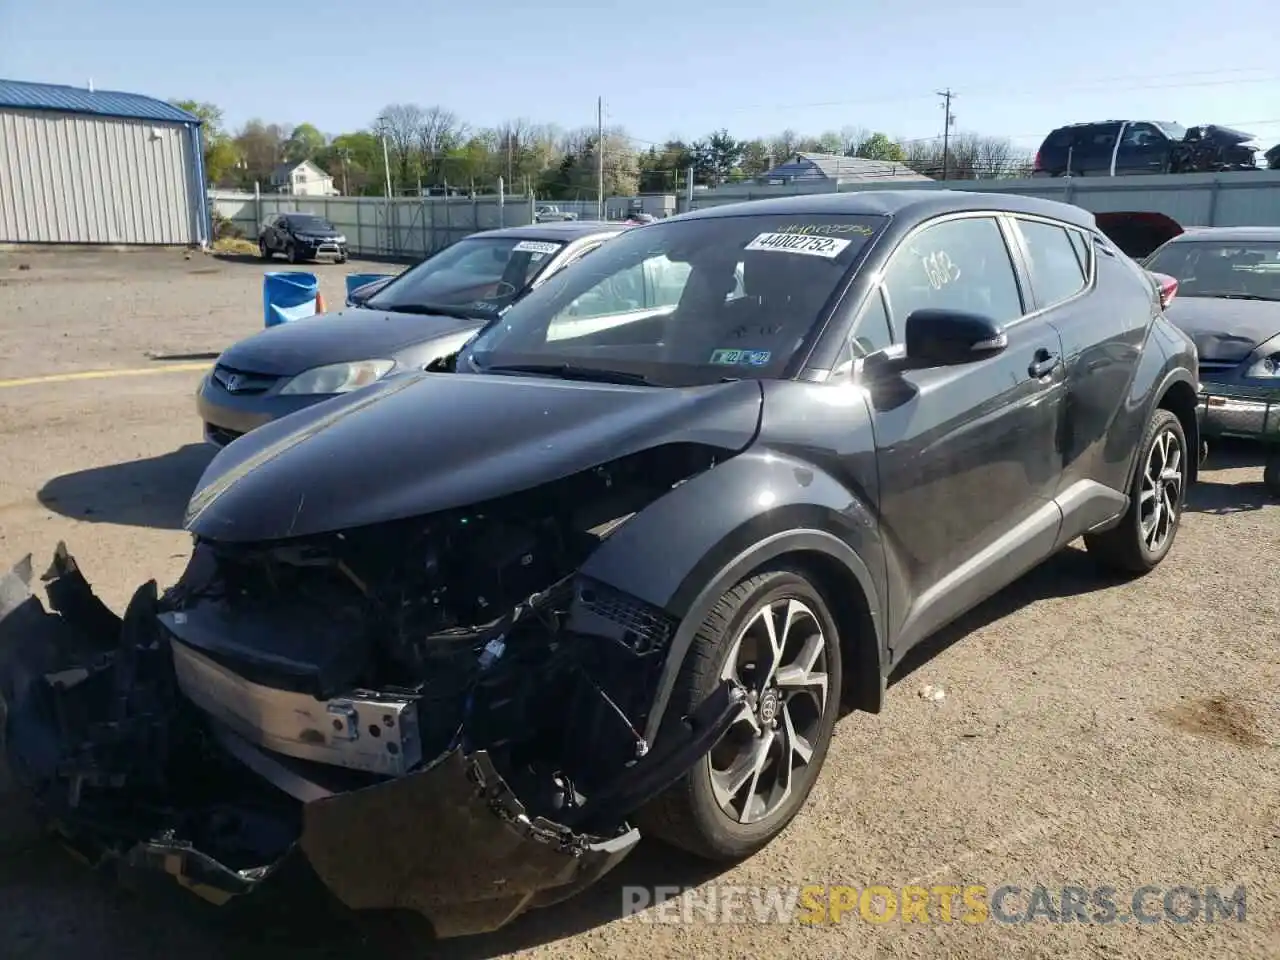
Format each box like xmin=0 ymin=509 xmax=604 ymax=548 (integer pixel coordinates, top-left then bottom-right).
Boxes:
xmin=464 ymin=212 xmax=888 ymax=386
xmin=368 ymin=236 xmax=567 ymax=317
xmin=1145 ymin=240 xmax=1280 ymax=301
xmin=881 ymin=216 xmax=1024 ymax=325
xmin=1015 ymin=218 xmax=1089 ymax=308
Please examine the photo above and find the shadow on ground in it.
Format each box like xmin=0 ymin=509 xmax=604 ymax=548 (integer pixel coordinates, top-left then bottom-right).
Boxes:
xmin=37 ymin=444 xmax=215 ymax=530
xmin=888 ymin=543 xmax=1123 ymax=687
xmin=1187 ymin=438 xmax=1277 ymax=515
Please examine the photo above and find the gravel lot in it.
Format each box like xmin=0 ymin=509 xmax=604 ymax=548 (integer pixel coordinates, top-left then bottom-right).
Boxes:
xmin=0 ymin=250 xmax=1276 ymax=960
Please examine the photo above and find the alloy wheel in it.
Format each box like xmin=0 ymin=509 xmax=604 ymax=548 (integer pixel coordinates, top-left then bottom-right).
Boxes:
xmin=709 ymin=598 xmax=829 ymax=825
xmin=1140 ymin=426 xmax=1184 ymax=552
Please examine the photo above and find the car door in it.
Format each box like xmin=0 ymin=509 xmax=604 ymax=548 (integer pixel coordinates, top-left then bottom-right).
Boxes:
xmin=1081 ymin=122 xmax=1123 ymax=176
xmin=867 ymin=213 xmax=1067 ymax=654
xmin=1114 ymin=122 xmax=1170 ymax=175
xmin=1008 ymin=216 xmax=1146 ymax=524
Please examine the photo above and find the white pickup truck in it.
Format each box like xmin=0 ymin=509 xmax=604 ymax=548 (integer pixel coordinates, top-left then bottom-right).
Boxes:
xmin=534 ymin=204 xmax=579 ymax=223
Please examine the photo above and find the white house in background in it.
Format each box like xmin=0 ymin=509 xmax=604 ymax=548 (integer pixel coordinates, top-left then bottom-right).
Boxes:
xmin=270 ymin=159 xmax=339 ymax=196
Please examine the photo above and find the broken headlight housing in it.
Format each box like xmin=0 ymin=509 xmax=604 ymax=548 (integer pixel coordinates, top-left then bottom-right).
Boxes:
xmin=279 ymin=359 xmax=395 ymax=395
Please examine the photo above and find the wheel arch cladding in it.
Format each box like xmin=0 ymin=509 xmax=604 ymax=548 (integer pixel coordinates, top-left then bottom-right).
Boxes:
xmin=576 ymin=448 xmax=887 ymax=742
xmin=1156 ymin=375 xmax=1200 ymax=483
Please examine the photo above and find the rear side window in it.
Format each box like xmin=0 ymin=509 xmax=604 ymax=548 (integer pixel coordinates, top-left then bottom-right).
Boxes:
xmin=1016 ymin=218 xmax=1088 ymax=307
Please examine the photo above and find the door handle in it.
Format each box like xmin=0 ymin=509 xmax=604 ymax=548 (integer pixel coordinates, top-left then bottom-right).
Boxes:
xmin=1028 ymin=349 xmax=1061 ymax=379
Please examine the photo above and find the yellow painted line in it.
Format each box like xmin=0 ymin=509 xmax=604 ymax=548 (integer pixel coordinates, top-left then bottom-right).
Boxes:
xmin=0 ymin=362 xmax=211 ymax=389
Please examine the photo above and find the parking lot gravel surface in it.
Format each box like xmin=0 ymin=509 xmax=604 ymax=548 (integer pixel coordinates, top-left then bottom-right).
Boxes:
xmin=0 ymin=251 xmax=1276 ymax=960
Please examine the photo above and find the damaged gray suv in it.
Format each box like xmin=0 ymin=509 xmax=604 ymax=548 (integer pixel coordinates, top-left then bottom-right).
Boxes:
xmin=0 ymin=190 xmax=1201 ymax=938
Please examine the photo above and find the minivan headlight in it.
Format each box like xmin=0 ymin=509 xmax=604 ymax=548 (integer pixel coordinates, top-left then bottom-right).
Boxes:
xmin=279 ymin=359 xmax=395 ymax=395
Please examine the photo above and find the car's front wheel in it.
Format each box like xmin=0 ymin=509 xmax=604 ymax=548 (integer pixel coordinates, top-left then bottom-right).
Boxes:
xmin=640 ymin=565 xmax=842 ymax=861
xmin=259 ymin=239 xmax=271 ymax=260
xmin=1085 ymin=408 xmax=1187 ymax=573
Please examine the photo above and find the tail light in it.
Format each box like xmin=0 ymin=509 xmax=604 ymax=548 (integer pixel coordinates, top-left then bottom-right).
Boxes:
xmin=1150 ymin=271 xmax=1178 ymax=309
xmin=1033 ymin=150 xmax=1043 ymax=172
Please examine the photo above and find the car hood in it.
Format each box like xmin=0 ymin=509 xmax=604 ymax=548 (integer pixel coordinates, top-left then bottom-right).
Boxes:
xmin=1200 ymin=125 xmax=1256 ymax=146
xmin=183 ymin=371 xmax=765 ymax=542
xmin=1164 ymin=297 xmax=1280 ymax=363
xmin=215 ymin=309 xmax=485 ymax=377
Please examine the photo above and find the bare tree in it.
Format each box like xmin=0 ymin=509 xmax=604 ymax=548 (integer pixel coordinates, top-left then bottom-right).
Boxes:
xmin=902 ymin=132 xmax=1031 ymax=180
xmin=377 ymin=103 xmax=425 ymax=190
xmin=416 ymin=106 xmax=468 ymax=184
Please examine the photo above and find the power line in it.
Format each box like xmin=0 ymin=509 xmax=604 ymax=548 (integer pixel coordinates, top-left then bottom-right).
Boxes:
xmin=708 ymin=68 xmax=1280 ymax=116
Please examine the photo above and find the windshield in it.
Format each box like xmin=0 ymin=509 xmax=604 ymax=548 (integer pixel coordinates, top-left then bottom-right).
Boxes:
xmin=1146 ymin=240 xmax=1280 ymax=301
xmin=1155 ymin=121 xmax=1187 ymax=140
xmin=367 ymin=236 xmax=566 ymax=316
xmin=462 ymin=212 xmax=887 ymax=386
xmin=289 ymin=216 xmax=335 ymax=233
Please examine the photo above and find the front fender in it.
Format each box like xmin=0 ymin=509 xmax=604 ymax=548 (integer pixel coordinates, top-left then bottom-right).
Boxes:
xmin=576 ymin=448 xmax=887 ymax=742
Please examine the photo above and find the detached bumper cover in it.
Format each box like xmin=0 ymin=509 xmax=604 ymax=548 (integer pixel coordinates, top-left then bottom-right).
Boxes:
xmin=0 ymin=546 xmax=740 ymax=938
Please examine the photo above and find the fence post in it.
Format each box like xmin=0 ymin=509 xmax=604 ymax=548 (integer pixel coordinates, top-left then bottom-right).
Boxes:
xmin=253 ymin=181 xmax=261 ymax=238
xmin=444 ymin=194 xmax=452 ymax=246
xmin=497 ymin=177 xmax=505 ymax=227
xmin=1206 ymin=176 xmax=1221 ymax=226
xmin=356 ymin=200 xmax=362 ymax=256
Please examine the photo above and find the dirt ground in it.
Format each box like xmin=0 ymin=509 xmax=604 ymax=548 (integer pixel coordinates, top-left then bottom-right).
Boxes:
xmin=0 ymin=250 xmax=1276 ymax=960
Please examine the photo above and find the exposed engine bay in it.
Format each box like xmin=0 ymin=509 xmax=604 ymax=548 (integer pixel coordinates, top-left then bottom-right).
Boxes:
xmin=0 ymin=443 xmax=744 ymax=938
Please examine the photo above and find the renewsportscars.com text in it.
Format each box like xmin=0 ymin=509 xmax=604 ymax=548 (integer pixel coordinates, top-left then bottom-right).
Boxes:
xmin=621 ymin=884 xmax=1248 ymax=925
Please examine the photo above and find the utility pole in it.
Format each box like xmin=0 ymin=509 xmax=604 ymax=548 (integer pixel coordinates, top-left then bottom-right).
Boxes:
xmin=597 ymin=96 xmax=605 ymax=221
xmin=937 ymin=88 xmax=956 ymax=181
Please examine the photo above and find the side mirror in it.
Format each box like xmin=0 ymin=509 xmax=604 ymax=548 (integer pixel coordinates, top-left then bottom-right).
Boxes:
xmin=904 ymin=309 xmax=1007 ymax=367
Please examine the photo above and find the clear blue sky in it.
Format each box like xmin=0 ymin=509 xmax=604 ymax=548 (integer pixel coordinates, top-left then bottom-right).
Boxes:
xmin=3 ymin=0 xmax=1279 ymax=153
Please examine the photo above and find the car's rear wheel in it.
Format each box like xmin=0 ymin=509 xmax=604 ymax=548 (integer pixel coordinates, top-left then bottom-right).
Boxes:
xmin=1085 ymin=408 xmax=1187 ymax=574
xmin=639 ymin=565 xmax=842 ymax=861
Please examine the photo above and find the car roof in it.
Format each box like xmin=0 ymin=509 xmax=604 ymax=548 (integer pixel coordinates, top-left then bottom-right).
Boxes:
xmin=1166 ymin=226 xmax=1280 ymax=244
xmin=669 ymin=189 xmax=1098 ymax=231
xmin=475 ymin=221 xmax=632 ymax=241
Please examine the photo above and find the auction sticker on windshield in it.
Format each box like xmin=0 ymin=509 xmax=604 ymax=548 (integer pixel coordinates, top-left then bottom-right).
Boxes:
xmin=710 ymin=348 xmax=772 ymax=366
xmin=744 ymin=232 xmax=852 ymax=259
xmin=513 ymin=240 xmax=560 ymax=255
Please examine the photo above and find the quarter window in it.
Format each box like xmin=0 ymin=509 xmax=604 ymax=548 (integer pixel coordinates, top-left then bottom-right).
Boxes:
xmin=1016 ymin=218 xmax=1088 ymax=307
xmin=881 ymin=216 xmax=1024 ymax=325
xmin=851 ymin=288 xmax=893 ymax=357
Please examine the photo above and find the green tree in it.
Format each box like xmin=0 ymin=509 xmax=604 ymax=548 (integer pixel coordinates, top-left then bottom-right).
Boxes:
xmin=691 ymin=129 xmax=743 ymax=186
xmin=853 ymin=132 xmax=907 ymax=163
xmin=170 ymin=99 xmax=242 ymax=186
xmin=284 ymin=122 xmax=326 ymax=162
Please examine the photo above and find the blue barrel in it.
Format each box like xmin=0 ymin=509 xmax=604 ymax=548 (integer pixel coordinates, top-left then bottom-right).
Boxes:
xmin=263 ymin=271 xmax=319 ymax=328
xmin=346 ymin=273 xmax=392 ymax=299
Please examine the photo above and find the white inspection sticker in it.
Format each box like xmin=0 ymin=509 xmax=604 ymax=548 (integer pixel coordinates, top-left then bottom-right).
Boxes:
xmin=744 ymin=232 xmax=852 ymax=259
xmin=513 ymin=240 xmax=560 ymax=255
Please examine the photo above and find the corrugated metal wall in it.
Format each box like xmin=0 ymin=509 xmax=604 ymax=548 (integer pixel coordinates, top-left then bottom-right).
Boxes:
xmin=0 ymin=108 xmax=200 ymax=244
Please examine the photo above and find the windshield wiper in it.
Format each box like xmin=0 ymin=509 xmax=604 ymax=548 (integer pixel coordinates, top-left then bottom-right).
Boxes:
xmin=380 ymin=303 xmax=487 ymax=320
xmin=481 ymin=362 xmax=655 ymax=386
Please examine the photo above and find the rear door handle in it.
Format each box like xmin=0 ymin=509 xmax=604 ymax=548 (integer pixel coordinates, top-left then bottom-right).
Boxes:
xmin=1028 ymin=349 xmax=1061 ymax=378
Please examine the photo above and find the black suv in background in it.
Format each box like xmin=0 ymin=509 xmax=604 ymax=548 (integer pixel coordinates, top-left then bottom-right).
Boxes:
xmin=1033 ymin=120 xmax=1259 ymax=177
xmin=259 ymin=212 xmax=349 ymax=263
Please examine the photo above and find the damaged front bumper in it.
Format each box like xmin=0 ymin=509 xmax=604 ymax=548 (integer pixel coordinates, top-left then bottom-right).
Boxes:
xmin=0 ymin=546 xmax=741 ymax=939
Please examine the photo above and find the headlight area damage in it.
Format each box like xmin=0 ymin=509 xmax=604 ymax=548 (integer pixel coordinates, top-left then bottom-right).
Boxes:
xmin=0 ymin=443 xmax=745 ymax=939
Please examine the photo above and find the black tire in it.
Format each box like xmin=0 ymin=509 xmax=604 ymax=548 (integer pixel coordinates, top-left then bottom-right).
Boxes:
xmin=258 ymin=239 xmax=272 ymax=260
xmin=287 ymin=243 xmax=304 ymax=264
xmin=638 ymin=565 xmax=843 ymax=861
xmin=1264 ymin=453 xmax=1280 ymax=497
xmin=1085 ymin=408 xmax=1187 ymax=574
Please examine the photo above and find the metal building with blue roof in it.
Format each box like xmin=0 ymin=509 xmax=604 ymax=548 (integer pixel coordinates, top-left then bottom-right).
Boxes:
xmin=0 ymin=78 xmax=210 ymax=246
